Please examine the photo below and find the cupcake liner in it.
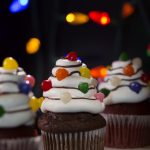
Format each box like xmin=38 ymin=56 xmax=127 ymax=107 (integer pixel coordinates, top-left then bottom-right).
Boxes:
xmin=41 ymin=128 xmax=105 ymax=150
xmin=0 ymin=136 xmax=41 ymax=150
xmin=102 ymin=113 xmax=150 ymax=148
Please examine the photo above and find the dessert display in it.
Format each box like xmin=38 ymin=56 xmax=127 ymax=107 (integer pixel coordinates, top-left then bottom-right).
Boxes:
xmin=38 ymin=52 xmax=106 ymax=150
xmin=98 ymin=53 xmax=150 ymax=148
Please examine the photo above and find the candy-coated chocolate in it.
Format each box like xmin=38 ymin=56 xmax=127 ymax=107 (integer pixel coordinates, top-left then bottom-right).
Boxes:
xmin=56 ymin=68 xmax=69 ymax=81
xmin=41 ymin=80 xmax=52 ymax=91
xmin=80 ymin=66 xmax=91 ymax=78
xmin=66 ymin=52 xmax=78 ymax=61
xmin=3 ymin=57 xmax=18 ymax=70
xmin=78 ymin=82 xmax=89 ymax=94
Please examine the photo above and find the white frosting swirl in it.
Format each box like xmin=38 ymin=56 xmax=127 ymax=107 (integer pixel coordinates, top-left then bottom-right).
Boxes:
xmin=98 ymin=57 xmax=150 ymax=105
xmin=0 ymin=67 xmax=35 ymax=128
xmin=41 ymin=58 xmax=105 ymax=114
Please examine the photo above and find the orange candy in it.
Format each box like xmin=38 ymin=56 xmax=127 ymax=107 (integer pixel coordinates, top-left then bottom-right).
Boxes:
xmin=56 ymin=68 xmax=69 ymax=80
xmin=123 ymin=64 xmax=134 ymax=76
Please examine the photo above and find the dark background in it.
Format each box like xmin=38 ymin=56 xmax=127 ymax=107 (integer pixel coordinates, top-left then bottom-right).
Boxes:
xmin=0 ymin=0 xmax=150 ymax=96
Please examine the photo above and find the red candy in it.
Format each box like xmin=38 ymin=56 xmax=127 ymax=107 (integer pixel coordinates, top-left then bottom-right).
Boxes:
xmin=41 ymin=80 xmax=52 ymax=91
xmin=66 ymin=52 xmax=78 ymax=61
xmin=141 ymin=73 xmax=150 ymax=83
xmin=25 ymin=75 xmax=35 ymax=87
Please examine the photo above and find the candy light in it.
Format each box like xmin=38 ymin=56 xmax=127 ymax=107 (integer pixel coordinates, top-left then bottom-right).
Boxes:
xmin=123 ymin=64 xmax=134 ymax=76
xmin=141 ymin=73 xmax=150 ymax=83
xmin=29 ymin=96 xmax=39 ymax=112
xmin=25 ymin=75 xmax=35 ymax=87
xmin=80 ymin=66 xmax=91 ymax=78
xmin=0 ymin=106 xmax=5 ymax=117
xmin=3 ymin=57 xmax=19 ymax=70
xmin=78 ymin=82 xmax=89 ymax=94
xmin=99 ymin=88 xmax=110 ymax=97
xmin=94 ymin=93 xmax=105 ymax=102
xmin=19 ymin=81 xmax=31 ymax=94
xmin=26 ymin=38 xmax=40 ymax=54
xmin=56 ymin=68 xmax=69 ymax=81
xmin=119 ymin=52 xmax=129 ymax=61
xmin=132 ymin=57 xmax=142 ymax=67
xmin=41 ymin=80 xmax=52 ymax=91
xmin=66 ymin=12 xmax=89 ymax=25
xmin=66 ymin=52 xmax=78 ymax=61
xmin=129 ymin=82 xmax=142 ymax=93
xmin=38 ymin=97 xmax=44 ymax=107
xmin=60 ymin=92 xmax=71 ymax=104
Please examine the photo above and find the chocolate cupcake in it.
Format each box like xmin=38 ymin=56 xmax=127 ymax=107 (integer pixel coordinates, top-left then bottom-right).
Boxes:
xmin=0 ymin=57 xmax=40 ymax=150
xmin=98 ymin=53 xmax=150 ymax=148
xmin=38 ymin=52 xmax=106 ymax=150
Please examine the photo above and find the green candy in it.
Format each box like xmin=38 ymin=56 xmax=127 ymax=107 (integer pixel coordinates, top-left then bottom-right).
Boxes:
xmin=0 ymin=105 xmax=5 ymax=117
xmin=78 ymin=82 xmax=89 ymax=94
xmin=99 ymin=88 xmax=110 ymax=97
xmin=119 ymin=52 xmax=129 ymax=61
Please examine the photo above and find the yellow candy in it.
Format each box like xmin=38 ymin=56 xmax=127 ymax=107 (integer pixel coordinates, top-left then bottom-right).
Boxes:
xmin=38 ymin=97 xmax=44 ymax=107
xmin=29 ymin=96 xmax=39 ymax=112
xmin=3 ymin=57 xmax=18 ymax=70
xmin=80 ymin=66 xmax=91 ymax=78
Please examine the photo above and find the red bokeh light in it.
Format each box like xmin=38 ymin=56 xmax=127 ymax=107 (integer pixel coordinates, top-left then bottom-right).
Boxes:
xmin=89 ymin=11 xmax=110 ymax=26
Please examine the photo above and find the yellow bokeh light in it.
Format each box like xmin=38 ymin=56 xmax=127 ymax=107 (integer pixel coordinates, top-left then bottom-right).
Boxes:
xmin=26 ymin=38 xmax=40 ymax=54
xmin=100 ymin=17 xmax=107 ymax=24
xmin=66 ymin=13 xmax=75 ymax=23
xmin=66 ymin=12 xmax=89 ymax=25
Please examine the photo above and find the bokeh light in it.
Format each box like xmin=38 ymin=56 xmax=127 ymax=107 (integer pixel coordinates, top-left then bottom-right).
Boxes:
xmin=66 ymin=12 xmax=89 ymax=25
xmin=89 ymin=11 xmax=110 ymax=26
xmin=26 ymin=38 xmax=41 ymax=54
xmin=91 ymin=66 xmax=108 ymax=78
xmin=9 ymin=0 xmax=29 ymax=13
xmin=122 ymin=2 xmax=135 ymax=18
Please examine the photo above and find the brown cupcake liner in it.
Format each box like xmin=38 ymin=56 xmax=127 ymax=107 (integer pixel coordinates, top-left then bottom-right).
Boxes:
xmin=41 ymin=128 xmax=105 ymax=150
xmin=101 ymin=113 xmax=150 ymax=148
xmin=0 ymin=136 xmax=41 ymax=150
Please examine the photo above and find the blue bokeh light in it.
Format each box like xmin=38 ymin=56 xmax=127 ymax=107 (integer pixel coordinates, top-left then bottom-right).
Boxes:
xmin=19 ymin=0 xmax=29 ymax=6
xmin=9 ymin=0 xmax=29 ymax=13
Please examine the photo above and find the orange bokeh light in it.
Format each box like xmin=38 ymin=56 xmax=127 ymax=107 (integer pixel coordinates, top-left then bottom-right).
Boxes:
xmin=91 ymin=66 xmax=108 ymax=78
xmin=122 ymin=2 xmax=135 ymax=18
xmin=99 ymin=67 xmax=108 ymax=78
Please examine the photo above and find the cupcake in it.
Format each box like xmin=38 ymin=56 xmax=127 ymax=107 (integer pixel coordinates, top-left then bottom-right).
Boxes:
xmin=38 ymin=52 xmax=106 ymax=150
xmin=0 ymin=57 xmax=40 ymax=150
xmin=98 ymin=53 xmax=150 ymax=148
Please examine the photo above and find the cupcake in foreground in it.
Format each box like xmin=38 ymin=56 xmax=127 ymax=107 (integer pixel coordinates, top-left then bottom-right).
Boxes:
xmin=0 ymin=57 xmax=40 ymax=150
xmin=98 ymin=52 xmax=150 ymax=148
xmin=38 ymin=52 xmax=106 ymax=150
